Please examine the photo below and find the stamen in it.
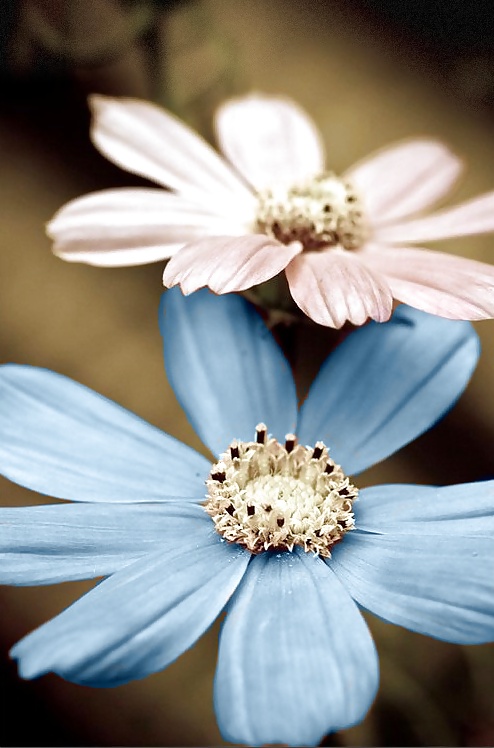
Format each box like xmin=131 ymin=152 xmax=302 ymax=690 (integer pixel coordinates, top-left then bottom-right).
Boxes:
xmin=255 ymin=172 xmax=368 ymax=252
xmin=204 ymin=425 xmax=358 ymax=558
xmin=211 ymin=464 xmax=226 ymax=483
xmin=256 ymin=423 xmax=267 ymax=444
xmin=285 ymin=433 xmax=297 ymax=453
xmin=312 ymin=442 xmax=324 ymax=460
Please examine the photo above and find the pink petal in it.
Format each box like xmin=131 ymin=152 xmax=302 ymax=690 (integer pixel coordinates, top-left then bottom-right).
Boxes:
xmin=373 ymin=190 xmax=494 ymax=244
xmin=214 ymin=94 xmax=325 ymax=191
xmin=89 ymin=95 xmax=255 ymax=219
xmin=345 ymin=140 xmax=462 ymax=225
xmin=361 ymin=245 xmax=494 ymax=319
xmin=285 ymin=249 xmax=393 ymax=328
xmin=48 ymin=188 xmax=246 ymax=267
xmin=163 ymin=236 xmax=301 ymax=294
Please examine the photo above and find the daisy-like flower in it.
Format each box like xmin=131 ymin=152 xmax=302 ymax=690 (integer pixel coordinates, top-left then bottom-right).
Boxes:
xmin=49 ymin=94 xmax=494 ymax=327
xmin=0 ymin=289 xmax=493 ymax=746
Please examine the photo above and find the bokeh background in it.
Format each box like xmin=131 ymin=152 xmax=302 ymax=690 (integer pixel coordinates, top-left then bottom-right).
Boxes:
xmin=1 ymin=0 xmax=494 ymax=745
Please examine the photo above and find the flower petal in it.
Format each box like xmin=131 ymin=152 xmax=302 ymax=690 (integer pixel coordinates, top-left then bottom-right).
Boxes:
xmin=373 ymin=191 xmax=494 ymax=243
xmin=355 ymin=482 xmax=494 ymax=536
xmin=89 ymin=95 xmax=255 ymax=219
xmin=11 ymin=529 xmax=250 ymax=685
xmin=346 ymin=140 xmax=462 ymax=224
xmin=361 ymin=246 xmax=494 ymax=320
xmin=162 ymin=235 xmax=301 ymax=294
xmin=160 ymin=289 xmax=297 ymax=457
xmin=0 ymin=365 xmax=210 ymax=502
xmin=0 ymin=502 xmax=208 ymax=585
xmin=285 ymin=249 xmax=393 ymax=328
xmin=49 ymin=188 xmax=248 ymax=267
xmin=330 ymin=525 xmax=494 ymax=644
xmin=297 ymin=305 xmax=479 ymax=474
xmin=214 ymin=94 xmax=326 ymax=191
xmin=215 ymin=549 xmax=379 ymax=747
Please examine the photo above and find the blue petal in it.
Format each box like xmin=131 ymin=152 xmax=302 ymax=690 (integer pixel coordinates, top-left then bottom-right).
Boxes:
xmin=330 ymin=525 xmax=494 ymax=644
xmin=0 ymin=502 xmax=208 ymax=585
xmin=11 ymin=528 xmax=250 ymax=685
xmin=297 ymin=306 xmax=479 ymax=474
xmin=160 ymin=288 xmax=297 ymax=457
xmin=355 ymin=482 xmax=494 ymax=535
xmin=214 ymin=549 xmax=379 ymax=746
xmin=0 ymin=365 xmax=211 ymax=501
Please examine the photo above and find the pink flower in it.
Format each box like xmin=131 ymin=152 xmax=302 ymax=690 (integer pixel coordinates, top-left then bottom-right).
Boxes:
xmin=49 ymin=94 xmax=494 ymax=327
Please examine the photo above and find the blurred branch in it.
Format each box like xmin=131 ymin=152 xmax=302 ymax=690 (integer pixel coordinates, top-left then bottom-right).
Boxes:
xmin=161 ymin=0 xmax=244 ymax=137
xmin=22 ymin=0 xmax=156 ymax=66
xmin=4 ymin=0 xmax=243 ymax=134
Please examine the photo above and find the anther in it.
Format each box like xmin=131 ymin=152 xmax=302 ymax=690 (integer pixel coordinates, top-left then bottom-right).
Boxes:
xmin=325 ymin=462 xmax=334 ymax=474
xmin=230 ymin=442 xmax=240 ymax=459
xmin=284 ymin=434 xmax=297 ymax=453
xmin=277 ymin=517 xmax=285 ymax=527
xmin=211 ymin=468 xmax=226 ymax=483
xmin=256 ymin=423 xmax=267 ymax=444
xmin=247 ymin=505 xmax=255 ymax=516
xmin=226 ymin=504 xmax=235 ymax=516
xmin=312 ymin=442 xmax=324 ymax=460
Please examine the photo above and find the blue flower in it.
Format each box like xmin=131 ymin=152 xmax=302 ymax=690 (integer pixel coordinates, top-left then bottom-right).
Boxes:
xmin=0 ymin=289 xmax=493 ymax=747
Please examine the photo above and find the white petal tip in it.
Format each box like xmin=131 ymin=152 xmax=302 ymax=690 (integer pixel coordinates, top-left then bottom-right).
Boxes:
xmin=88 ymin=93 xmax=113 ymax=112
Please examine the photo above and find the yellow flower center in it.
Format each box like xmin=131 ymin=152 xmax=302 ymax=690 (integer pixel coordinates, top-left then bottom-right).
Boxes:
xmin=204 ymin=423 xmax=357 ymax=557
xmin=255 ymin=172 xmax=368 ymax=251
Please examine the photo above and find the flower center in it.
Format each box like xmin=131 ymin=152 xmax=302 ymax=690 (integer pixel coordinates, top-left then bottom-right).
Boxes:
xmin=204 ymin=423 xmax=357 ymax=557
xmin=255 ymin=172 xmax=368 ymax=252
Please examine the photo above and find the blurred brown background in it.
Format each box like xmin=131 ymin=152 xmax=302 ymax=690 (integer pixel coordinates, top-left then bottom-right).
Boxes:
xmin=1 ymin=0 xmax=494 ymax=745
